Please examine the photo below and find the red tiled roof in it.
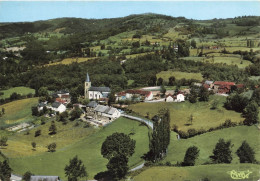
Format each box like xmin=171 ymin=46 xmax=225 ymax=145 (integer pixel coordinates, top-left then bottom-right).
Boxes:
xmin=125 ymin=89 xmax=152 ymax=97
xmin=61 ymin=95 xmax=70 ymax=98
xmin=56 ymin=98 xmax=66 ymax=104
xmin=236 ymin=84 xmax=244 ymax=88
xmin=214 ymin=81 xmax=235 ymax=86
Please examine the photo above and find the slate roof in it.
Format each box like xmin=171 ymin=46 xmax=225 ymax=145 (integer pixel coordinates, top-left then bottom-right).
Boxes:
xmin=214 ymin=81 xmax=235 ymax=86
xmin=87 ymin=101 xmax=98 ymax=108
xmin=94 ymin=105 xmax=118 ymax=115
xmin=38 ymin=102 xmax=47 ymax=107
xmin=52 ymin=101 xmax=62 ymax=108
xmin=86 ymin=73 xmax=90 ymax=82
xmin=89 ymin=87 xmax=111 ymax=92
xmin=30 ymin=176 xmax=60 ymax=181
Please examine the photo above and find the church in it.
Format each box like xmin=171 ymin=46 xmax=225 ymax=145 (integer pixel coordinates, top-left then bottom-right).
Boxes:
xmin=84 ymin=73 xmax=111 ymax=100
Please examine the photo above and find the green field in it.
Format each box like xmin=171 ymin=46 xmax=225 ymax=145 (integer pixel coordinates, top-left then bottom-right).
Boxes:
xmin=164 ymin=126 xmax=260 ymax=165
xmin=0 ymin=87 xmax=35 ymax=99
xmin=2 ymin=121 xmax=96 ymax=157
xmin=133 ymin=164 xmax=260 ymax=181
xmin=157 ymin=70 xmax=204 ymax=82
xmin=0 ymin=98 xmax=38 ymax=125
xmin=9 ymin=117 xmax=150 ymax=179
xmin=128 ymin=95 xmax=243 ymax=132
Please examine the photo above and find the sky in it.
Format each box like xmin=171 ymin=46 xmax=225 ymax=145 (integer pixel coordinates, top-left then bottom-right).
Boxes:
xmin=0 ymin=1 xmax=260 ymax=22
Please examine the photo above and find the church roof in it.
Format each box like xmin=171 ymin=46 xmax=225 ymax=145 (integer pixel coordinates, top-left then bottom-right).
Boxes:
xmin=89 ymin=87 xmax=111 ymax=92
xmin=86 ymin=73 xmax=90 ymax=82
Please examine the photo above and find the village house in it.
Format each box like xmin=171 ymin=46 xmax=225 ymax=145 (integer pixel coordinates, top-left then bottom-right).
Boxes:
xmin=94 ymin=105 xmax=121 ymax=120
xmin=48 ymin=102 xmax=66 ymax=113
xmin=84 ymin=73 xmax=111 ymax=100
xmin=175 ymin=93 xmax=185 ymax=102
xmin=37 ymin=101 xmax=48 ymax=111
xmin=165 ymin=93 xmax=185 ymax=102
xmin=116 ymin=89 xmax=153 ymax=101
xmin=52 ymin=90 xmax=70 ymax=104
xmin=213 ymin=81 xmax=235 ymax=94
xmin=165 ymin=94 xmax=174 ymax=102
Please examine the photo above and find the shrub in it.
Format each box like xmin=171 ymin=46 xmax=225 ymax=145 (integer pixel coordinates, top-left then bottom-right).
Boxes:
xmin=34 ymin=130 xmax=41 ymax=137
xmin=47 ymin=142 xmax=57 ymax=152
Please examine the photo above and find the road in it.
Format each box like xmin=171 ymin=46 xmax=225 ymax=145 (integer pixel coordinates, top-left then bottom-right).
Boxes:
xmin=121 ymin=114 xmax=153 ymax=129
xmin=130 ymin=162 xmax=145 ymax=172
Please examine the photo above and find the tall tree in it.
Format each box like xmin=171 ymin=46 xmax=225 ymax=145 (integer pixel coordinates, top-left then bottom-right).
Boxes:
xmin=210 ymin=138 xmax=232 ymax=163
xmin=243 ymin=101 xmax=259 ymax=125
xmin=182 ymin=146 xmax=200 ymax=166
xmin=23 ymin=171 xmax=33 ymax=181
xmin=0 ymin=160 xmax=12 ymax=181
xmin=199 ymin=86 xmax=209 ymax=102
xmin=49 ymin=121 xmax=57 ymax=135
xmin=146 ymin=109 xmax=170 ymax=162
xmin=106 ymin=154 xmax=128 ymax=180
xmin=64 ymin=156 xmax=87 ymax=181
xmin=236 ymin=141 xmax=256 ymax=163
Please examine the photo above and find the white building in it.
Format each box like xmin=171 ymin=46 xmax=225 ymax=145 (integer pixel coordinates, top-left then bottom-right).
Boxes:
xmin=49 ymin=102 xmax=66 ymax=113
xmin=94 ymin=105 xmax=121 ymax=119
xmin=165 ymin=95 xmax=174 ymax=102
xmin=84 ymin=73 xmax=111 ymax=100
xmin=175 ymin=94 xmax=185 ymax=102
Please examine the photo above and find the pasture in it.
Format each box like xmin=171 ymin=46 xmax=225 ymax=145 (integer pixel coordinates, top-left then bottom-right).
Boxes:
xmin=47 ymin=57 xmax=95 ymax=66
xmin=156 ymin=70 xmax=204 ymax=82
xmin=133 ymin=164 xmax=260 ymax=181
xmin=0 ymin=87 xmax=35 ymax=99
xmin=164 ymin=126 xmax=260 ymax=165
xmin=128 ymin=95 xmax=243 ymax=132
xmin=0 ymin=98 xmax=38 ymax=126
xmin=8 ymin=117 xmax=150 ymax=179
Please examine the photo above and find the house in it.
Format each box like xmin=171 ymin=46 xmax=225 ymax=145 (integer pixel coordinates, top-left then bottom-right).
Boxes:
xmin=204 ymin=80 xmax=214 ymax=89
xmin=213 ymin=81 xmax=235 ymax=94
xmin=94 ymin=105 xmax=121 ymax=119
xmin=49 ymin=102 xmax=66 ymax=113
xmin=84 ymin=73 xmax=111 ymax=100
xmin=52 ymin=90 xmax=70 ymax=104
xmin=116 ymin=90 xmax=153 ymax=101
xmin=165 ymin=94 xmax=174 ymax=102
xmin=175 ymin=93 xmax=185 ymax=102
xmin=87 ymin=101 xmax=98 ymax=108
xmin=37 ymin=101 xmax=48 ymax=111
xmin=30 ymin=176 xmax=60 ymax=181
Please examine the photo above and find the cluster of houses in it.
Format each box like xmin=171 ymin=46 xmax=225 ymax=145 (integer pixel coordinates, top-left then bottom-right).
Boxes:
xmin=201 ymin=80 xmax=244 ymax=94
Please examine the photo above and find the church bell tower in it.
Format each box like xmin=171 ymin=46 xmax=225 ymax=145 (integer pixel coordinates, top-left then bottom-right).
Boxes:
xmin=85 ymin=73 xmax=91 ymax=99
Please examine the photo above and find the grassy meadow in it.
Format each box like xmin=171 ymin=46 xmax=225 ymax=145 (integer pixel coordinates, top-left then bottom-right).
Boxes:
xmin=8 ymin=117 xmax=150 ymax=179
xmin=47 ymin=57 xmax=96 ymax=66
xmin=133 ymin=164 xmax=260 ymax=181
xmin=128 ymin=95 xmax=243 ymax=132
xmin=0 ymin=98 xmax=38 ymax=126
xmin=156 ymin=70 xmax=204 ymax=82
xmin=0 ymin=87 xmax=35 ymax=99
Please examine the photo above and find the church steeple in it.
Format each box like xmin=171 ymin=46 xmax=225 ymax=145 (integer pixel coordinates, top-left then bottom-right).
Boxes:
xmin=85 ymin=73 xmax=91 ymax=99
xmin=86 ymin=73 xmax=90 ymax=82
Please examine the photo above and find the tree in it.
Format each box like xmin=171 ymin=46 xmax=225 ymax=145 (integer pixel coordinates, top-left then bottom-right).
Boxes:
xmin=23 ymin=171 xmax=33 ymax=181
xmin=210 ymin=138 xmax=232 ymax=163
xmin=182 ymin=146 xmax=200 ymax=166
xmin=34 ymin=130 xmax=41 ymax=137
xmin=199 ymin=86 xmax=209 ymax=101
xmin=191 ymin=39 xmax=197 ymax=48
xmin=0 ymin=136 xmax=8 ymax=147
xmin=1 ymin=108 xmax=5 ymax=114
xmin=38 ymin=87 xmax=49 ymax=97
xmin=187 ymin=114 xmax=194 ymax=125
xmin=31 ymin=106 xmax=39 ymax=116
xmin=101 ymin=133 xmax=136 ymax=160
xmin=108 ymin=91 xmax=116 ymax=106
xmin=189 ymin=87 xmax=198 ymax=103
xmin=168 ymin=76 xmax=175 ymax=86
xmin=157 ymin=78 xmax=163 ymax=86
xmin=64 ymin=156 xmax=87 ymax=181
xmin=47 ymin=142 xmax=57 ymax=152
xmin=160 ymin=84 xmax=166 ymax=96
xmin=70 ymin=108 xmax=82 ymax=121
xmin=0 ymin=160 xmax=12 ymax=181
xmin=236 ymin=141 xmax=256 ymax=163
xmin=49 ymin=121 xmax=57 ymax=135
xmin=243 ymin=101 xmax=259 ymax=125
xmin=146 ymin=109 xmax=170 ymax=162
xmin=31 ymin=142 xmax=36 ymax=150
xmin=106 ymin=154 xmax=128 ymax=180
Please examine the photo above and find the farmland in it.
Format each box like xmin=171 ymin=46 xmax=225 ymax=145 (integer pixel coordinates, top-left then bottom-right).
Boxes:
xmin=0 ymin=98 xmax=38 ymax=126
xmin=0 ymin=87 xmax=35 ymax=99
xmin=128 ymin=95 xmax=243 ymax=132
xmin=157 ymin=70 xmax=204 ymax=82
xmin=8 ymin=117 xmax=150 ymax=179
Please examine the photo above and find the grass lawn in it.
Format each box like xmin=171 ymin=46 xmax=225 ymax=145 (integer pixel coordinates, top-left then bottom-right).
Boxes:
xmin=0 ymin=98 xmax=38 ymax=126
xmin=47 ymin=57 xmax=96 ymax=66
xmin=132 ymin=164 xmax=260 ymax=181
xmin=128 ymin=95 xmax=243 ymax=132
xmin=156 ymin=70 xmax=203 ymax=82
xmin=0 ymin=87 xmax=35 ymax=99
xmin=164 ymin=126 xmax=260 ymax=165
xmin=1 ymin=120 xmax=96 ymax=158
xmin=8 ymin=117 xmax=150 ymax=179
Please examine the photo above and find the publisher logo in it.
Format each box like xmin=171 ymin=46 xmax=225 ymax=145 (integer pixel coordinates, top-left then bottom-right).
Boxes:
xmin=227 ymin=170 xmax=252 ymax=180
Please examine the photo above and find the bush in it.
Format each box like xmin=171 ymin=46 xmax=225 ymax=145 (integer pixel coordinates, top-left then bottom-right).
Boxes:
xmin=34 ymin=130 xmax=41 ymax=137
xmin=182 ymin=146 xmax=200 ymax=166
xmin=47 ymin=142 xmax=57 ymax=152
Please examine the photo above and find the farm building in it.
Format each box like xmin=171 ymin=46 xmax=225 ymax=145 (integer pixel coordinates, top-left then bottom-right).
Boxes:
xmin=94 ymin=105 xmax=121 ymax=119
xmin=30 ymin=176 xmax=60 ymax=181
xmin=116 ymin=89 xmax=153 ymax=101
xmin=87 ymin=101 xmax=98 ymax=108
xmin=37 ymin=101 xmax=48 ymax=111
xmin=84 ymin=73 xmax=111 ymax=100
xmin=175 ymin=93 xmax=185 ymax=102
xmin=213 ymin=81 xmax=235 ymax=94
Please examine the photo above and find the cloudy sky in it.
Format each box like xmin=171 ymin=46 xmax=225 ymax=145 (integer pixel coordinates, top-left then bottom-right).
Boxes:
xmin=0 ymin=1 xmax=260 ymax=22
